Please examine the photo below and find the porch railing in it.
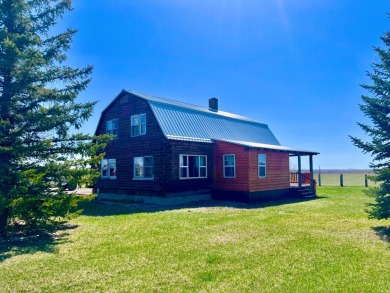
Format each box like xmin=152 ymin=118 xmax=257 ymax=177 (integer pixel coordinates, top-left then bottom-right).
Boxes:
xmin=290 ymin=172 xmax=317 ymax=195
xmin=290 ymin=172 xmax=312 ymax=185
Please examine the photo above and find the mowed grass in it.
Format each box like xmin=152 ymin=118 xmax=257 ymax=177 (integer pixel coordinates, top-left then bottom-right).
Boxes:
xmin=1 ymin=187 xmax=390 ymax=292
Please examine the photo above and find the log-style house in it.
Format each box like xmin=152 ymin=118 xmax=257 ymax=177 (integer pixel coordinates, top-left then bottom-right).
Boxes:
xmin=94 ymin=90 xmax=319 ymax=204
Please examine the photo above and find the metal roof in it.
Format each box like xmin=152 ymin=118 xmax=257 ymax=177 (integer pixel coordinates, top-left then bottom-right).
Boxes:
xmin=217 ymin=139 xmax=319 ymax=156
xmin=125 ymin=90 xmax=281 ymax=146
xmin=126 ymin=90 xmax=263 ymax=124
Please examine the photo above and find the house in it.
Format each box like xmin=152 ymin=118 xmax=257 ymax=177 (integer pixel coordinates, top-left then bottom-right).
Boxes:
xmin=94 ymin=90 xmax=319 ymax=204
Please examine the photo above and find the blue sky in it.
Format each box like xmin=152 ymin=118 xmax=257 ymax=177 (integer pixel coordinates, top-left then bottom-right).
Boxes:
xmin=62 ymin=0 xmax=389 ymax=170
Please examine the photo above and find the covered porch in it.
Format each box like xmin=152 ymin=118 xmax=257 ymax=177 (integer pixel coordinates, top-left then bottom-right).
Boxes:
xmin=289 ymin=150 xmax=320 ymax=197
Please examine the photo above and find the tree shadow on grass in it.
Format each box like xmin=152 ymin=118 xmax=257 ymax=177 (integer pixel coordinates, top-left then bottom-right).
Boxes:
xmin=0 ymin=224 xmax=77 ymax=263
xmin=372 ymin=226 xmax=390 ymax=245
xmin=81 ymin=196 xmax=327 ymax=217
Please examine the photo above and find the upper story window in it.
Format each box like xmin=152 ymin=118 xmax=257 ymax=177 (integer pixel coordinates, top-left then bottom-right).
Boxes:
xmin=101 ymin=159 xmax=116 ymax=179
xmin=223 ymin=154 xmax=235 ymax=178
xmin=106 ymin=119 xmax=119 ymax=137
xmin=180 ymin=155 xmax=207 ymax=179
xmin=258 ymin=154 xmax=266 ymax=178
xmin=131 ymin=114 xmax=146 ymax=136
xmin=134 ymin=156 xmax=154 ymax=179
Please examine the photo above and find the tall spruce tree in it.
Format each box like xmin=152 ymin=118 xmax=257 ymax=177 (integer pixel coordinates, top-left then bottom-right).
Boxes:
xmin=350 ymin=30 xmax=390 ymax=220
xmin=0 ymin=0 xmax=108 ymax=238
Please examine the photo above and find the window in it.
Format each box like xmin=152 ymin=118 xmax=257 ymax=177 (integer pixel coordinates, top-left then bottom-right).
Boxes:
xmin=131 ymin=114 xmax=146 ymax=136
xmin=223 ymin=154 xmax=235 ymax=178
xmin=180 ymin=155 xmax=207 ymax=179
xmin=106 ymin=119 xmax=119 ymax=137
xmin=134 ymin=156 xmax=154 ymax=179
xmin=258 ymin=154 xmax=266 ymax=178
xmin=101 ymin=159 xmax=116 ymax=179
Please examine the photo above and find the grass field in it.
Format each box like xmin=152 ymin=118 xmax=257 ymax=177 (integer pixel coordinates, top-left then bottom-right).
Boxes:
xmin=1 ymin=187 xmax=389 ymax=292
xmin=315 ymin=172 xmax=377 ymax=187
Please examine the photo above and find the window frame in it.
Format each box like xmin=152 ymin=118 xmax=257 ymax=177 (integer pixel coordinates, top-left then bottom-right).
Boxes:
xmin=101 ymin=159 xmax=117 ymax=179
xmin=258 ymin=154 xmax=266 ymax=178
xmin=106 ymin=119 xmax=119 ymax=137
xmin=179 ymin=154 xmax=207 ymax=179
xmin=131 ymin=113 xmax=146 ymax=137
xmin=133 ymin=156 xmax=154 ymax=180
xmin=223 ymin=154 xmax=236 ymax=178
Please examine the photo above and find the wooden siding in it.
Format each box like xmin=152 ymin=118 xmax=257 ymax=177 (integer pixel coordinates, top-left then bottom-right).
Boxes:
xmin=166 ymin=140 xmax=214 ymax=193
xmin=95 ymin=92 xmax=214 ymax=196
xmin=214 ymin=141 xmax=249 ymax=192
xmin=95 ymin=92 xmax=291 ymax=200
xmin=214 ymin=141 xmax=290 ymax=193
xmin=95 ymin=93 xmax=169 ymax=195
xmin=248 ymin=150 xmax=290 ymax=192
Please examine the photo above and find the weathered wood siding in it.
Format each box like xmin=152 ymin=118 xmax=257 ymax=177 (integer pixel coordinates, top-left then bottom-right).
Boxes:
xmin=165 ymin=140 xmax=214 ymax=193
xmin=95 ymin=93 xmax=169 ymax=195
xmin=248 ymin=150 xmax=290 ymax=192
xmin=95 ymin=92 xmax=214 ymax=196
xmin=214 ymin=141 xmax=249 ymax=192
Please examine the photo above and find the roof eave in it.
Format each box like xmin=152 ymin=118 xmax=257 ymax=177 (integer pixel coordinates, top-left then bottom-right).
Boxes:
xmin=288 ymin=151 xmax=320 ymax=156
xmin=249 ymin=146 xmax=319 ymax=156
xmin=214 ymin=139 xmax=319 ymax=156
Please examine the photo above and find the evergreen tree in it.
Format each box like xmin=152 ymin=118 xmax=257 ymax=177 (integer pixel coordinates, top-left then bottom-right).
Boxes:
xmin=0 ymin=0 xmax=109 ymax=238
xmin=350 ymin=30 xmax=390 ymax=220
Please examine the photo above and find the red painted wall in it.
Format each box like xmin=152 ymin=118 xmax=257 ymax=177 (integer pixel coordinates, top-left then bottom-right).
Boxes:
xmin=248 ymin=150 xmax=290 ymax=192
xmin=214 ymin=141 xmax=249 ymax=192
xmin=214 ymin=141 xmax=290 ymax=192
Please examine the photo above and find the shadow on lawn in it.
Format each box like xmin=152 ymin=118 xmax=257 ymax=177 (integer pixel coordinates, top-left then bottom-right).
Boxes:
xmin=372 ymin=226 xmax=390 ymax=245
xmin=81 ymin=196 xmax=327 ymax=217
xmin=0 ymin=225 xmax=76 ymax=263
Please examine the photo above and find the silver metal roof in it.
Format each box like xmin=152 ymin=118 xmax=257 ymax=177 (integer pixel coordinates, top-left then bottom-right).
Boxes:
xmin=126 ymin=90 xmax=263 ymax=124
xmin=218 ymin=139 xmax=319 ymax=155
xmin=126 ymin=90 xmax=281 ymax=146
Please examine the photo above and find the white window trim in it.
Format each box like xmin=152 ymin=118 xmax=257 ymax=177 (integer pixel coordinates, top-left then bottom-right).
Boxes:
xmin=223 ymin=154 xmax=236 ymax=178
xmin=101 ymin=159 xmax=117 ymax=179
xmin=258 ymin=154 xmax=266 ymax=178
xmin=179 ymin=154 xmax=207 ymax=179
xmin=131 ymin=113 xmax=146 ymax=137
xmin=140 ymin=114 xmax=146 ymax=135
xmin=133 ymin=156 xmax=154 ymax=180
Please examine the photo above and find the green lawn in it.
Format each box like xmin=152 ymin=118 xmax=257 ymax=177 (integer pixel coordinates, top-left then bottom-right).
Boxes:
xmin=1 ymin=187 xmax=389 ymax=292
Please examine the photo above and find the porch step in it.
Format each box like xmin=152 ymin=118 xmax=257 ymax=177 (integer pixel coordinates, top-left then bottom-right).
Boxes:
xmin=294 ymin=187 xmax=316 ymax=199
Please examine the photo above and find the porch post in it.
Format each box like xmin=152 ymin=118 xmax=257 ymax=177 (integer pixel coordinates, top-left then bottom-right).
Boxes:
xmin=298 ymin=155 xmax=302 ymax=187
xmin=309 ymin=155 xmax=314 ymax=184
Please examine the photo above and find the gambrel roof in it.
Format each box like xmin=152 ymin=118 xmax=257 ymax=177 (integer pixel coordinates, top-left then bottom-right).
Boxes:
xmin=97 ymin=89 xmax=318 ymax=155
xmin=126 ymin=90 xmax=280 ymax=145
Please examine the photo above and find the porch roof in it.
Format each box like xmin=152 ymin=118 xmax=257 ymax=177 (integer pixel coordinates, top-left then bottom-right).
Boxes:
xmin=216 ymin=139 xmax=319 ymax=156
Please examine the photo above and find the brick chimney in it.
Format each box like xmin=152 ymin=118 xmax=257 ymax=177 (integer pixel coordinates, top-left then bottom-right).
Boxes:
xmin=209 ymin=97 xmax=218 ymax=112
